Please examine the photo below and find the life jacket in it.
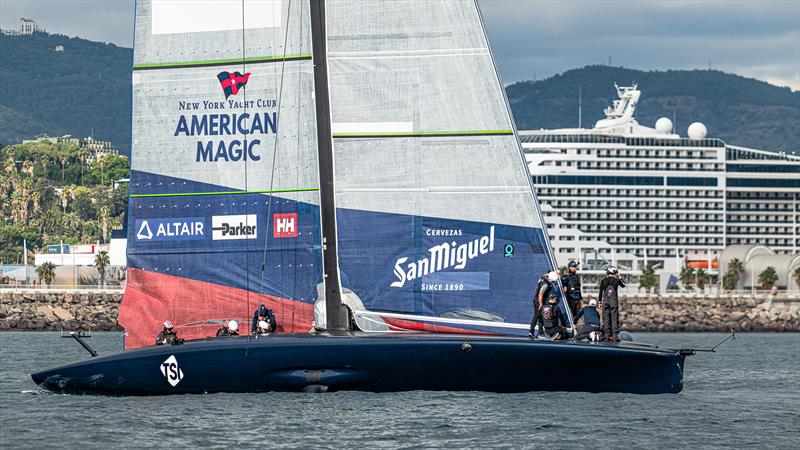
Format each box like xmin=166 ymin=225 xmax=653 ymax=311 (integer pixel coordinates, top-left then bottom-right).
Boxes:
xmin=603 ymin=282 xmax=617 ymax=304
xmin=542 ymin=303 xmax=558 ymax=328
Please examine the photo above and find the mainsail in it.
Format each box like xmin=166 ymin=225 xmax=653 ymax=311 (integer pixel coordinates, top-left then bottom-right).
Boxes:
xmin=325 ymin=0 xmax=559 ymax=334
xmin=120 ymin=0 xmax=322 ymax=348
xmin=121 ymin=0 xmax=562 ymax=346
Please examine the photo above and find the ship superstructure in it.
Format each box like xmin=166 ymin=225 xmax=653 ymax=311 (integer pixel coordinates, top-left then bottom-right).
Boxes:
xmin=521 ymin=84 xmax=799 ymax=290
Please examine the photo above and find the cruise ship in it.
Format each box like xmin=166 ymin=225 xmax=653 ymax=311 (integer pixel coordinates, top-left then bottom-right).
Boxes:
xmin=521 ymin=84 xmax=799 ymax=290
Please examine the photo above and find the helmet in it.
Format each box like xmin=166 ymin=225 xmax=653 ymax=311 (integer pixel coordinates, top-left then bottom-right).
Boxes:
xmin=568 ymin=261 xmax=579 ymax=268
xmin=606 ymin=265 xmax=618 ymax=274
xmin=257 ymin=320 xmax=270 ymax=332
xmin=258 ymin=304 xmax=268 ymax=316
xmin=589 ymin=299 xmax=597 ymax=307
xmin=546 ymin=271 xmax=559 ymax=282
xmin=163 ymin=320 xmax=173 ymax=329
xmin=227 ymin=320 xmax=238 ymax=332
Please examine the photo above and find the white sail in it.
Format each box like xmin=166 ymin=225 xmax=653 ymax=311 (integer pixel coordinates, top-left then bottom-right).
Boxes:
xmin=325 ymin=0 xmax=557 ymax=333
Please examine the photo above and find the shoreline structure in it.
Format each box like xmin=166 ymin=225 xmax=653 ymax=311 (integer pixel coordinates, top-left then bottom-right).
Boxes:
xmin=1 ymin=289 xmax=798 ymax=332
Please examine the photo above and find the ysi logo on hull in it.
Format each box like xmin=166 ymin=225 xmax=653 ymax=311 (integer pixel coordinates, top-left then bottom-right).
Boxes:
xmin=160 ymin=355 xmax=184 ymax=387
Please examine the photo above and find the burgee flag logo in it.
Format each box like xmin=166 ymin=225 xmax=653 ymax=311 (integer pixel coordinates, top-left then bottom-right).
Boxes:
xmin=217 ymin=71 xmax=251 ymax=99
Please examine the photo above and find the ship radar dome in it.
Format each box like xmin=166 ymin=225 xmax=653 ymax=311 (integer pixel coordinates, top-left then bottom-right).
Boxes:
xmin=687 ymin=122 xmax=707 ymax=139
xmin=655 ymin=117 xmax=673 ymax=134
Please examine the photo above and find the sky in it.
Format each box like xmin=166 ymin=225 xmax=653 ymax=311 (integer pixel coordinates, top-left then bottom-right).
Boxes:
xmin=2 ymin=0 xmax=799 ymax=90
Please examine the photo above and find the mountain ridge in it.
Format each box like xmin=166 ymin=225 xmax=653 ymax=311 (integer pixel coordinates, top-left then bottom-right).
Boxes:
xmin=1 ymin=33 xmax=798 ymax=154
xmin=505 ymin=65 xmax=799 ymax=152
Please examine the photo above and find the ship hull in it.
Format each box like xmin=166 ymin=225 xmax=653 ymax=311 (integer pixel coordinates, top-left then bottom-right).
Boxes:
xmin=31 ymin=333 xmax=686 ymax=395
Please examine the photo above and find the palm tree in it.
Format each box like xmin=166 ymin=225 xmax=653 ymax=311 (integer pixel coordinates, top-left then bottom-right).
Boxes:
xmin=95 ymin=251 xmax=110 ymax=287
xmin=793 ymin=266 xmax=800 ymax=290
xmin=679 ymin=267 xmax=695 ymax=290
xmin=696 ymin=269 xmax=709 ymax=291
xmin=758 ymin=266 xmax=779 ymax=290
xmin=36 ymin=262 xmax=56 ymax=288
xmin=722 ymin=272 xmax=738 ymax=291
xmin=728 ymin=258 xmax=745 ymax=281
xmin=639 ymin=265 xmax=658 ymax=293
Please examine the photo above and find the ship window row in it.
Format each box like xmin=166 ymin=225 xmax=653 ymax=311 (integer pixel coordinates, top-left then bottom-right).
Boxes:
xmin=728 ymin=178 xmax=800 ymax=188
xmin=544 ymin=200 xmax=723 ymax=211
xmin=521 ymin=134 xmax=724 ymax=148
xmin=727 ymin=214 xmax=796 ymax=223
xmin=558 ymin=212 xmax=723 ymax=222
xmin=726 ymin=149 xmax=797 ymax=161
xmin=584 ymin=148 xmax=719 ymax=159
xmin=727 ymin=237 xmax=797 ymax=247
xmin=726 ymin=191 xmax=795 ymax=200
xmin=606 ymin=236 xmax=723 ymax=246
xmin=726 ymin=203 xmax=795 ymax=211
xmin=568 ymin=161 xmax=722 ymax=171
xmin=726 ymin=164 xmax=800 ymax=173
xmin=577 ymin=224 xmax=723 ymax=234
xmin=533 ymin=175 xmax=719 ymax=187
xmin=726 ymin=226 xmax=795 ymax=235
xmin=535 ymin=187 xmax=723 ymax=198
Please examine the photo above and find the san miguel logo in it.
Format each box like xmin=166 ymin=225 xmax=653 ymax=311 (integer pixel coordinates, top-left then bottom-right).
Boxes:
xmin=216 ymin=71 xmax=251 ymax=99
xmin=391 ymin=226 xmax=495 ymax=288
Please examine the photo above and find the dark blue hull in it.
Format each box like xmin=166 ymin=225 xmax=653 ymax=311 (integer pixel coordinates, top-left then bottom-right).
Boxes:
xmin=31 ymin=333 xmax=686 ymax=395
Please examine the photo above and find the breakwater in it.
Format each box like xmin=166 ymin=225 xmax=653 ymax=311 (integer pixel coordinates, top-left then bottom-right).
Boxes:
xmin=0 ymin=289 xmax=798 ymax=332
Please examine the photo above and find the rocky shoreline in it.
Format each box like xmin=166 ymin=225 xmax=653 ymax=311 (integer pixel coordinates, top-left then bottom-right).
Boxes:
xmin=1 ymin=290 xmax=798 ymax=332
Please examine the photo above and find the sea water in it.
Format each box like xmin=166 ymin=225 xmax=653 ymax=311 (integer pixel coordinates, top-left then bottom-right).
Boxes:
xmin=0 ymin=332 xmax=797 ymax=449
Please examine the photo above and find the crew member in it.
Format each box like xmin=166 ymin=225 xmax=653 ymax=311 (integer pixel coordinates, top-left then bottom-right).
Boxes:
xmin=599 ymin=265 xmax=625 ymax=342
xmin=155 ymin=320 xmax=182 ymax=345
xmin=573 ymin=299 xmax=601 ymax=341
xmin=251 ymin=304 xmax=278 ymax=334
xmin=562 ymin=261 xmax=582 ymax=318
xmin=540 ymin=294 xmax=567 ymax=340
xmin=529 ymin=271 xmax=559 ymax=338
xmin=256 ymin=320 xmax=272 ymax=335
xmin=216 ymin=320 xmax=239 ymax=337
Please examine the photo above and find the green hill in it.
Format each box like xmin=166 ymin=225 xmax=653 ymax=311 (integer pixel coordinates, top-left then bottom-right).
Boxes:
xmin=0 ymin=32 xmax=131 ymax=154
xmin=1 ymin=33 xmax=798 ymax=153
xmin=506 ymin=65 xmax=800 ymax=152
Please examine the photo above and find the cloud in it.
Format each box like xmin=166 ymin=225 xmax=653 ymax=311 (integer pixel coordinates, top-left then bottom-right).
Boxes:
xmin=2 ymin=0 xmax=797 ymax=90
xmin=478 ymin=0 xmax=800 ymax=90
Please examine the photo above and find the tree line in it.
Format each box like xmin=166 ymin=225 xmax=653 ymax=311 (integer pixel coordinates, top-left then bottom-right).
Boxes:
xmin=0 ymin=140 xmax=129 ymax=263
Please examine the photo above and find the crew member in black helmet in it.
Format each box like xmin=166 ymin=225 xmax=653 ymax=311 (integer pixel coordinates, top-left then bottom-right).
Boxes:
xmin=251 ymin=304 xmax=278 ymax=334
xmin=598 ymin=265 xmax=625 ymax=342
xmin=562 ymin=261 xmax=582 ymax=318
xmin=541 ymin=294 xmax=568 ymax=340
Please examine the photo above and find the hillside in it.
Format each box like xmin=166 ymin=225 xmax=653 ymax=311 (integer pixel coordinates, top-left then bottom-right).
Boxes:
xmin=1 ymin=33 xmax=798 ymax=153
xmin=506 ymin=66 xmax=800 ymax=152
xmin=0 ymin=33 xmax=131 ymax=154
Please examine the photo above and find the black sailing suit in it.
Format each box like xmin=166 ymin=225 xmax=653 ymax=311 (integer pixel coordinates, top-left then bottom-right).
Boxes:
xmin=598 ymin=276 xmax=625 ymax=340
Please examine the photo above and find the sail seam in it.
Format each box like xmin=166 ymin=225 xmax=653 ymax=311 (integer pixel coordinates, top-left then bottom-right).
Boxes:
xmin=332 ymin=130 xmax=513 ymax=138
xmin=130 ymin=188 xmax=319 ymax=198
xmin=133 ymin=53 xmax=312 ymax=70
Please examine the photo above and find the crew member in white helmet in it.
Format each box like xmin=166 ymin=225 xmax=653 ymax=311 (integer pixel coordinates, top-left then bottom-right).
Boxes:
xmin=216 ymin=320 xmax=239 ymax=337
xmin=256 ymin=320 xmax=272 ymax=335
xmin=599 ymin=265 xmax=625 ymax=342
xmin=155 ymin=320 xmax=182 ymax=345
xmin=529 ymin=270 xmax=560 ymax=338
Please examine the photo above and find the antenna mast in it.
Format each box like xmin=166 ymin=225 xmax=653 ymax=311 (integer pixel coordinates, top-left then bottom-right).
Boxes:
xmin=310 ymin=0 xmax=349 ymax=332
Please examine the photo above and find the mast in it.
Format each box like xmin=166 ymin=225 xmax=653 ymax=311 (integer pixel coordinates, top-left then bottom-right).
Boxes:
xmin=309 ymin=0 xmax=348 ymax=331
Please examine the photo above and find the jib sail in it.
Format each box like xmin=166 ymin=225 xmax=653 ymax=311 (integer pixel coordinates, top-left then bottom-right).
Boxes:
xmin=325 ymin=0 xmax=559 ymax=334
xmin=120 ymin=0 xmax=322 ymax=348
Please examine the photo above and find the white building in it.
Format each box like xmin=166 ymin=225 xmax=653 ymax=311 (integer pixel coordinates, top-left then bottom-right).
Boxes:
xmin=521 ymin=84 xmax=799 ymax=290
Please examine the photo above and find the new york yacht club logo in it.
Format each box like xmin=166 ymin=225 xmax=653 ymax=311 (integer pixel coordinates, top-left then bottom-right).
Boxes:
xmin=217 ymin=71 xmax=251 ymax=99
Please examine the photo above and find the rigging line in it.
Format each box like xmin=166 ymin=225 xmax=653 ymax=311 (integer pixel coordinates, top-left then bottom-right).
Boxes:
xmin=241 ymin=0 xmax=251 ymax=325
xmin=293 ymin=0 xmax=303 ymax=313
xmin=259 ymin=0 xmax=294 ymax=297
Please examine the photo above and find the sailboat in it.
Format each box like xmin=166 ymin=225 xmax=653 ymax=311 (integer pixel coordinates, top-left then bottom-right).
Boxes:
xmin=32 ymin=0 xmax=691 ymax=395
